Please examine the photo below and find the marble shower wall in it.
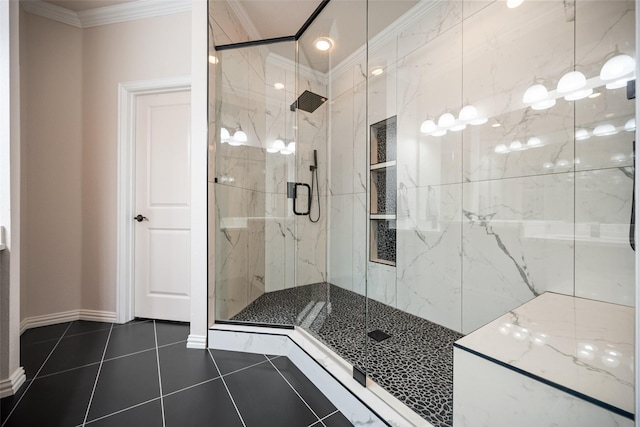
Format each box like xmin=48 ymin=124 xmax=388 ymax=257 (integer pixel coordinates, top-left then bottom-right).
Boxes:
xmin=328 ymin=0 xmax=635 ymax=334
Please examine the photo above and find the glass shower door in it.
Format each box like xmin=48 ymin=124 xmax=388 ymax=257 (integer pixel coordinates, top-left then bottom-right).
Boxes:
xmin=213 ymin=41 xmax=299 ymax=326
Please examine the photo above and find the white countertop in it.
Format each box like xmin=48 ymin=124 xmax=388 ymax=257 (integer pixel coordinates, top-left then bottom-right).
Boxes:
xmin=455 ymin=292 xmax=634 ymax=417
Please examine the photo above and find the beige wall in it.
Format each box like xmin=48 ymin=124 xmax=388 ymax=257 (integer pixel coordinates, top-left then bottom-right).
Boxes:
xmin=22 ymin=11 xmax=191 ymax=319
xmin=23 ymin=13 xmax=83 ymax=318
xmin=81 ymin=12 xmax=191 ymax=313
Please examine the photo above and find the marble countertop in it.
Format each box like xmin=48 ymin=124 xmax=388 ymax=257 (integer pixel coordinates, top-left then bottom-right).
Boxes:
xmin=455 ymin=292 xmax=634 ymax=418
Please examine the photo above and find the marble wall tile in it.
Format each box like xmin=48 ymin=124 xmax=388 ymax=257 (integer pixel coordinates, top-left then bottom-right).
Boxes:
xmin=462 ymin=0 xmax=576 ymax=182
xmin=575 ymin=168 xmax=635 ymax=306
xmin=352 ymin=192 xmax=368 ymax=296
xmin=296 ymin=195 xmax=328 ymax=286
xmin=329 ymin=90 xmax=355 ymax=196
xmin=462 ymin=0 xmax=493 ymax=20
xmin=368 ymin=60 xmax=397 ymax=127
xmin=396 ymin=184 xmax=462 ymax=332
xmin=574 ymin=1 xmax=635 ymax=172
xmin=461 ymin=173 xmax=575 ymax=333
xmin=353 ymin=82 xmax=368 ymax=194
xmin=367 ymin=262 xmax=397 ymax=307
xmin=397 ymin=0 xmax=463 ymax=60
xmin=396 ymin=25 xmax=463 ymax=189
xmin=247 ymin=218 xmax=266 ymax=305
xmin=328 ymin=194 xmax=354 ymax=291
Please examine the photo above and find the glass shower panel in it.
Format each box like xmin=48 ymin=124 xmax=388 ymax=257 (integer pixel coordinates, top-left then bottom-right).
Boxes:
xmin=213 ymin=41 xmax=298 ymax=325
xmin=294 ymin=0 xmax=369 ymax=380
xmin=573 ymin=0 xmax=635 ymax=306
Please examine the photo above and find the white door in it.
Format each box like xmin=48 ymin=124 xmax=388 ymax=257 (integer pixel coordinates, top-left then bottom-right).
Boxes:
xmin=134 ymin=90 xmax=191 ymax=322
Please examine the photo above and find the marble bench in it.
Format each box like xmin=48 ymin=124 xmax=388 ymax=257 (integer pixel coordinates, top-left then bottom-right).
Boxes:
xmin=453 ymin=292 xmax=634 ymax=427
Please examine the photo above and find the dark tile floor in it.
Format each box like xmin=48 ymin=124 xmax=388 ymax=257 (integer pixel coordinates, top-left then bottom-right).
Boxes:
xmin=1 ymin=319 xmax=354 ymax=427
xmin=232 ymin=283 xmax=464 ymax=427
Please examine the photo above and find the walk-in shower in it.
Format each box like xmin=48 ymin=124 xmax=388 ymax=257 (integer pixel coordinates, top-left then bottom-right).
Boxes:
xmin=208 ymin=1 xmax=636 ymax=425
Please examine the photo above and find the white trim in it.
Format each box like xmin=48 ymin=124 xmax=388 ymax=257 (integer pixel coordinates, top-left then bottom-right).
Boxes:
xmin=209 ymin=325 xmax=427 ymax=427
xmin=116 ymin=76 xmax=191 ymax=325
xmin=186 ymin=334 xmax=207 ymax=349
xmin=189 ymin=1 xmax=209 ymax=350
xmin=0 ymin=367 xmax=25 ymax=398
xmin=20 ymin=0 xmax=191 ymax=29
xmin=19 ymin=310 xmax=117 ymax=335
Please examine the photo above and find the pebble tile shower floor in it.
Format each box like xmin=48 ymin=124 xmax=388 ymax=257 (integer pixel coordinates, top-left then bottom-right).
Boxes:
xmin=1 ymin=319 xmax=354 ymax=427
xmin=232 ymin=283 xmax=464 ymax=427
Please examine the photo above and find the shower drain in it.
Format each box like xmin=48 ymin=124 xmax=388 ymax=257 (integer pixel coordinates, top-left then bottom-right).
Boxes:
xmin=367 ymin=329 xmax=392 ymax=342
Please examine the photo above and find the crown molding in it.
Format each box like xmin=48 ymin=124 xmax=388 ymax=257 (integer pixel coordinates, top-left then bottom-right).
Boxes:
xmin=330 ymin=0 xmax=444 ymax=82
xmin=226 ymin=0 xmax=262 ymax=41
xmin=20 ymin=0 xmax=191 ymax=29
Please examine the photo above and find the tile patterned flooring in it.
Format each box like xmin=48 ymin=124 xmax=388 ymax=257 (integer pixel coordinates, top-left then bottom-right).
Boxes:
xmin=1 ymin=319 xmax=353 ymax=427
xmin=232 ymin=283 xmax=464 ymax=427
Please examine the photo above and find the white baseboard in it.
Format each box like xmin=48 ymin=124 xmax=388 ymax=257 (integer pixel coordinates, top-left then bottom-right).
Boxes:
xmin=0 ymin=367 xmax=25 ymax=398
xmin=186 ymin=334 xmax=207 ymax=349
xmin=20 ymin=309 xmax=117 ymax=335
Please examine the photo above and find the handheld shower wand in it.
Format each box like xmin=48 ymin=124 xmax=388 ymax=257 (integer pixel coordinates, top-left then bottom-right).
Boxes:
xmin=309 ymin=149 xmax=320 ymax=223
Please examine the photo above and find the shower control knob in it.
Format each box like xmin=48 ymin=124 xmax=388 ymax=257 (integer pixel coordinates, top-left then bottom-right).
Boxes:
xmin=134 ymin=214 xmax=149 ymax=222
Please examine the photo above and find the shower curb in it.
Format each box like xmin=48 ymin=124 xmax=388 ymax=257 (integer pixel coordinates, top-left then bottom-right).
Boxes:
xmin=208 ymin=324 xmax=430 ymax=427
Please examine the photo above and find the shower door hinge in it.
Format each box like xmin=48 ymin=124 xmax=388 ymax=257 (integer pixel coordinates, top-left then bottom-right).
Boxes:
xmin=353 ymin=366 xmax=366 ymax=387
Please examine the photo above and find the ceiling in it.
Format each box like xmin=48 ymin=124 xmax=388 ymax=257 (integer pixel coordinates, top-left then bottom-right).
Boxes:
xmin=45 ymin=0 xmax=138 ymax=11
xmin=235 ymin=0 xmax=322 ymax=39
xmin=44 ymin=0 xmax=419 ymax=73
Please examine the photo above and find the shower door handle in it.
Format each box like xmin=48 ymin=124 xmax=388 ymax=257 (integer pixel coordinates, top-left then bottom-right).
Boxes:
xmin=292 ymin=183 xmax=311 ymax=216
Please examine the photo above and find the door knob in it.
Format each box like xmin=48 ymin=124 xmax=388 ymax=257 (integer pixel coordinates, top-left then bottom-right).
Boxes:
xmin=134 ymin=214 xmax=149 ymax=222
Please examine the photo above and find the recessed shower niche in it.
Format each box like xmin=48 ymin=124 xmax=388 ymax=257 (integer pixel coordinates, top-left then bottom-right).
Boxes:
xmin=370 ymin=116 xmax=397 ymax=266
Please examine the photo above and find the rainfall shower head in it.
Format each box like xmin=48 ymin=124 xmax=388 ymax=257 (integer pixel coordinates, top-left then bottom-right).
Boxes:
xmin=290 ymin=90 xmax=327 ymax=113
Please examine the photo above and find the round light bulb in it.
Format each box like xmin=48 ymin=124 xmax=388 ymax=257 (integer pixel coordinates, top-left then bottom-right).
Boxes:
xmin=600 ymin=55 xmax=635 ymax=81
xmin=507 ymin=0 xmax=524 ymax=8
xmin=509 ymin=140 xmax=523 ymax=150
xmin=575 ymin=128 xmax=590 ymax=140
xmin=371 ymin=67 xmax=384 ymax=76
xmin=606 ymin=78 xmax=631 ymax=90
xmin=532 ymin=99 xmax=556 ymax=110
xmin=233 ymin=130 xmax=248 ymax=143
xmin=593 ymin=124 xmax=617 ymax=136
xmin=274 ymin=82 xmax=285 ymax=90
xmin=625 ymin=118 xmax=636 ymax=131
xmin=526 ymin=137 xmax=542 ymax=147
xmin=557 ymin=71 xmax=587 ymax=94
xmin=272 ymin=139 xmax=285 ymax=150
xmin=220 ymin=127 xmax=230 ymax=142
xmin=432 ymin=129 xmax=447 ymax=137
xmin=420 ymin=119 xmax=437 ymax=134
xmin=522 ymin=84 xmax=549 ymax=104
xmin=315 ymin=37 xmax=334 ymax=51
xmin=459 ymin=105 xmax=479 ymax=121
xmin=494 ymin=144 xmax=509 ymax=153
xmin=438 ymin=113 xmax=456 ymax=128
xmin=286 ymin=142 xmax=296 ymax=153
xmin=450 ymin=123 xmax=467 ymax=131
xmin=266 ymin=147 xmax=279 ymax=153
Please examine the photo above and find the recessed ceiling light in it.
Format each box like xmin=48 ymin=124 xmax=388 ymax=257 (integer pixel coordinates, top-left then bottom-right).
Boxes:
xmin=274 ymin=82 xmax=284 ymax=90
xmin=315 ymin=37 xmax=334 ymax=51
xmin=371 ymin=67 xmax=384 ymax=76
xmin=491 ymin=123 xmax=501 ymax=128
xmin=208 ymin=55 xmax=219 ymax=64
